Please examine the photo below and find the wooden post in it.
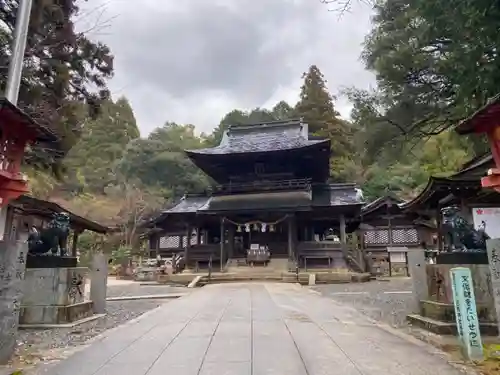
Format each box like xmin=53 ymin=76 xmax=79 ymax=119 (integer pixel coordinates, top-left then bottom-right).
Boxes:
xmin=220 ymin=217 xmax=225 ymax=272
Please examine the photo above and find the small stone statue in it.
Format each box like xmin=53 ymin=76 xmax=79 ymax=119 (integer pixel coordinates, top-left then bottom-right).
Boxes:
xmin=28 ymin=212 xmax=71 ymax=256
xmin=441 ymin=206 xmax=489 ymax=252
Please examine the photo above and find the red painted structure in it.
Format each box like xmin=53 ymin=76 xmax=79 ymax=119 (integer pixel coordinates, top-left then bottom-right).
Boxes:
xmin=0 ymin=98 xmax=57 ymax=206
xmin=455 ymin=94 xmax=500 ymax=192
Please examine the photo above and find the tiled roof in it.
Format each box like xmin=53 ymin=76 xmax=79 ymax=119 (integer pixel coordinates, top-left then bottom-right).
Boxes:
xmin=0 ymin=98 xmax=58 ymax=143
xmin=186 ymin=119 xmax=329 ymax=155
xmin=312 ymin=183 xmax=365 ymax=207
xmin=198 ymin=191 xmax=312 ymax=212
xmin=165 ymin=196 xmax=209 ymax=213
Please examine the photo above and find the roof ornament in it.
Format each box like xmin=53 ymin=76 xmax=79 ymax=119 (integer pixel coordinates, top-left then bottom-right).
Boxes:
xmin=355 ymin=188 xmax=364 ymax=202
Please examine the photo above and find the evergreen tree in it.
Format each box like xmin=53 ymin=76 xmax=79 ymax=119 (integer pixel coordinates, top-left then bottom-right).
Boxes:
xmin=295 ymin=65 xmax=340 ymax=135
xmin=295 ymin=65 xmax=353 ymax=181
xmin=63 ymin=97 xmax=140 ymax=194
xmin=0 ymin=0 xmax=113 ymax=157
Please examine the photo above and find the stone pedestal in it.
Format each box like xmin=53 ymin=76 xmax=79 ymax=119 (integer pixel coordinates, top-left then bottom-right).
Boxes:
xmin=20 ymin=267 xmax=93 ymax=325
xmin=407 ymin=263 xmax=498 ymax=336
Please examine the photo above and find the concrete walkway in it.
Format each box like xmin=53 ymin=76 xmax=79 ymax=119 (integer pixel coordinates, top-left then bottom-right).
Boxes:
xmin=41 ymin=283 xmax=465 ymax=375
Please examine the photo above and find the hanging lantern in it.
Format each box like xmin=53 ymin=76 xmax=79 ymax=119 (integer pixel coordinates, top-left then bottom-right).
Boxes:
xmin=270 ymin=224 xmax=275 ymax=232
xmin=253 ymin=223 xmax=259 ymax=231
xmin=261 ymin=223 xmax=267 ymax=232
xmin=245 ymin=224 xmax=250 ymax=232
xmin=237 ymin=225 xmax=242 ymax=233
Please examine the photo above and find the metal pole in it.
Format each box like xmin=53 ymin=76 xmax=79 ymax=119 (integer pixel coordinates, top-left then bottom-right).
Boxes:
xmin=6 ymin=0 xmax=33 ymax=105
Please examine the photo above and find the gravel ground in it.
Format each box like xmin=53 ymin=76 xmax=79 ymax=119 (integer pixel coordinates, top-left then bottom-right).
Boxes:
xmin=10 ymin=282 xmax=189 ymax=369
xmin=312 ymin=278 xmax=413 ymax=328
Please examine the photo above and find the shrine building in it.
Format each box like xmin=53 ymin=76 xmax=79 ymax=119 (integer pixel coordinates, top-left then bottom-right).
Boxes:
xmin=145 ymin=120 xmax=365 ymax=272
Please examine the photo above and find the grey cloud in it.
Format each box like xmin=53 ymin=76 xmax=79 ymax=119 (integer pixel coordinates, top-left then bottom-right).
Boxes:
xmin=79 ymin=0 xmax=375 ymax=134
xmin=111 ymin=0 xmax=322 ymax=104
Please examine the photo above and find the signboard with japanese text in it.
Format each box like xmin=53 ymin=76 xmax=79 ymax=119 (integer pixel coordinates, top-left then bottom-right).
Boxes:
xmin=486 ymin=239 xmax=500 ymax=334
xmin=472 ymin=207 xmax=500 ymax=238
xmin=450 ymin=267 xmax=484 ymax=361
xmin=0 ymin=241 xmax=28 ymax=363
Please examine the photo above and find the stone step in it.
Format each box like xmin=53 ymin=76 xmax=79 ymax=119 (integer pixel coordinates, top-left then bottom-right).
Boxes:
xmin=420 ymin=300 xmax=493 ymax=323
xmin=407 ymin=314 xmax=498 ymax=336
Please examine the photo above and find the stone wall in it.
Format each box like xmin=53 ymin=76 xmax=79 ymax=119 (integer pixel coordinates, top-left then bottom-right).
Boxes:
xmin=426 ymin=263 xmax=496 ymax=321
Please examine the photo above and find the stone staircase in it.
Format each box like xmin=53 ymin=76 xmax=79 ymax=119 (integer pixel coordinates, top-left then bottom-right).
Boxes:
xmin=225 ymin=256 xmax=290 ymax=274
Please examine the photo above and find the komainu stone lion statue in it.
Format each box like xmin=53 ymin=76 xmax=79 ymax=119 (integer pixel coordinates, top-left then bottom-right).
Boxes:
xmin=28 ymin=212 xmax=71 ymax=256
xmin=441 ymin=206 xmax=489 ymax=252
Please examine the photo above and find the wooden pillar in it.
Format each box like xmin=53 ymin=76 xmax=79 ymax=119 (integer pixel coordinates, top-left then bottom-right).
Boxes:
xmin=436 ymin=208 xmax=443 ymax=252
xmin=339 ymin=214 xmax=346 ymax=245
xmin=220 ymin=217 xmax=225 ymax=271
xmin=185 ymin=225 xmax=191 ymax=267
xmin=71 ymin=229 xmax=82 ymax=257
xmin=228 ymin=224 xmax=235 ymax=258
xmin=197 ymin=228 xmax=202 ymax=245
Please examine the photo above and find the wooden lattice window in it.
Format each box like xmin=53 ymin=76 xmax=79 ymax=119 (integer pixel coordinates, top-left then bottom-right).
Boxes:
xmin=364 ymin=230 xmax=389 ymax=244
xmin=392 ymin=228 xmax=419 ymax=244
xmin=159 ymin=235 xmax=181 ymax=249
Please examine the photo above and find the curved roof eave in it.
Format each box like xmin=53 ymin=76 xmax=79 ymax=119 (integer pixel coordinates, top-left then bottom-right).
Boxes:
xmin=185 ymin=139 xmax=330 ymax=157
xmin=361 ymin=195 xmax=404 ymax=216
xmin=399 ymin=177 xmax=480 ymax=212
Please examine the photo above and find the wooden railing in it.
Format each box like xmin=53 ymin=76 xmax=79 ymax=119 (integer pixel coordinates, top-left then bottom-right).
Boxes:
xmin=210 ymin=178 xmax=312 ymax=195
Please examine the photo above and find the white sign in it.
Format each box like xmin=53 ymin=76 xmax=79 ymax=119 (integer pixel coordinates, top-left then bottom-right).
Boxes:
xmin=472 ymin=207 xmax=500 ymax=239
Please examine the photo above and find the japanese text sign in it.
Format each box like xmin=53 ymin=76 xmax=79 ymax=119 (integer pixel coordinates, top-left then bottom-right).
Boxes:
xmin=450 ymin=267 xmax=484 ymax=361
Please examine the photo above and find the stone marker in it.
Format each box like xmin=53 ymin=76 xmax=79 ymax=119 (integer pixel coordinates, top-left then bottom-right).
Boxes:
xmin=450 ymin=267 xmax=483 ymax=361
xmin=0 ymin=241 xmax=28 ymax=364
xmin=407 ymin=249 xmax=428 ymax=314
xmin=90 ymin=252 xmax=107 ymax=314
xmin=308 ymin=273 xmax=316 ymax=286
xmin=486 ymin=239 xmax=500 ymax=336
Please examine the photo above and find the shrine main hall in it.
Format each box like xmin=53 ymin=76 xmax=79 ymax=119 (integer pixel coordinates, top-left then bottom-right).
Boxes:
xmin=145 ymin=119 xmax=365 ymax=272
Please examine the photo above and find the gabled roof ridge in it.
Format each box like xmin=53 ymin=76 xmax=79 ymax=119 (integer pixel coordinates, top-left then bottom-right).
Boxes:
xmin=228 ymin=118 xmax=303 ymax=131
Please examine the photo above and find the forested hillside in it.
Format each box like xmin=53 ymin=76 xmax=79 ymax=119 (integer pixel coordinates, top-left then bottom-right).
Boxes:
xmin=26 ymin=64 xmax=475 ymax=223
xmin=3 ymin=0 xmax=498 ymax=255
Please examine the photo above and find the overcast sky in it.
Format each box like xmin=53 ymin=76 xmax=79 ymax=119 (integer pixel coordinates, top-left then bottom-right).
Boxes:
xmin=77 ymin=0 xmax=375 ymax=136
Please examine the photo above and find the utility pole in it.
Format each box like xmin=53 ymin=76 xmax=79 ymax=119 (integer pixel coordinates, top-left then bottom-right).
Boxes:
xmin=5 ymin=0 xmax=34 ymax=105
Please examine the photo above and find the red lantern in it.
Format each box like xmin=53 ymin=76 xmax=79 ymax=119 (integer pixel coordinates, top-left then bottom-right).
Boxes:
xmin=0 ymin=98 xmax=57 ymax=206
xmin=455 ymin=95 xmax=500 ymax=192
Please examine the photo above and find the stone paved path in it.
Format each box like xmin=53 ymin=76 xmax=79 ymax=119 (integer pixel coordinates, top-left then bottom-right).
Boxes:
xmin=41 ymin=283 xmax=465 ymax=375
